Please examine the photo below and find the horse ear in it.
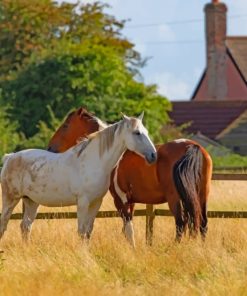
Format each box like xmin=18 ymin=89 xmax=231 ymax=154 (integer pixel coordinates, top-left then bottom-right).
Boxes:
xmin=77 ymin=107 xmax=83 ymax=116
xmin=138 ymin=111 xmax=144 ymax=121
xmin=121 ymin=112 xmax=130 ymax=121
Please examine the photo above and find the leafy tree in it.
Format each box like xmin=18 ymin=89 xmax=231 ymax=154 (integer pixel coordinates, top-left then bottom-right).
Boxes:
xmin=0 ymin=0 xmax=171 ymax=144
xmin=0 ymin=107 xmax=21 ymax=156
xmin=1 ymin=44 xmax=170 ymax=139
xmin=0 ymin=0 xmax=140 ymax=81
xmin=21 ymin=105 xmax=61 ymax=149
xmin=0 ymin=0 xmax=71 ymax=80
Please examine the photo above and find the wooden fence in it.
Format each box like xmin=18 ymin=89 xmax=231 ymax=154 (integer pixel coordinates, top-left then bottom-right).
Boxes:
xmin=2 ymin=173 xmax=247 ymax=244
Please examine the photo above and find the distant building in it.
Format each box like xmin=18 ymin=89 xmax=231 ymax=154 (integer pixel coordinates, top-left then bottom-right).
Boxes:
xmin=169 ymin=0 xmax=247 ymax=155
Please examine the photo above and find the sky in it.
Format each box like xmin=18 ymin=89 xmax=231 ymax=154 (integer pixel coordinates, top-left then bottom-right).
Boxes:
xmin=62 ymin=0 xmax=247 ymax=101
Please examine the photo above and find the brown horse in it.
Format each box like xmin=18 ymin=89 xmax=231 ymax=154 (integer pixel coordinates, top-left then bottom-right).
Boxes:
xmin=110 ymin=140 xmax=212 ymax=246
xmin=48 ymin=108 xmax=213 ymax=246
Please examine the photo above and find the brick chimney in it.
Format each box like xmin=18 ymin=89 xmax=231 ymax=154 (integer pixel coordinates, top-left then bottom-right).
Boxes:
xmin=204 ymin=0 xmax=228 ymax=99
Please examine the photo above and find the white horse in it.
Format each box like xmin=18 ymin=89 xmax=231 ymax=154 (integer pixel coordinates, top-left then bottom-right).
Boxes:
xmin=0 ymin=113 xmax=157 ymax=241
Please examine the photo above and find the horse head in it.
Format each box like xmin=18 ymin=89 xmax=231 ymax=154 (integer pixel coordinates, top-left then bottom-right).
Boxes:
xmin=48 ymin=107 xmax=101 ymax=153
xmin=121 ymin=113 xmax=157 ymax=164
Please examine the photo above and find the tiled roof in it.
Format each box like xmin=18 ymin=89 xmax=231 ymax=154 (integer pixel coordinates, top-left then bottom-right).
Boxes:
xmin=226 ymin=37 xmax=247 ymax=82
xmin=169 ymin=101 xmax=247 ymax=139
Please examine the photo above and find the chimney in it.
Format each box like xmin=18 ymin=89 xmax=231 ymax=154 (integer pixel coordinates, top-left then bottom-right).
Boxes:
xmin=204 ymin=0 xmax=228 ymax=100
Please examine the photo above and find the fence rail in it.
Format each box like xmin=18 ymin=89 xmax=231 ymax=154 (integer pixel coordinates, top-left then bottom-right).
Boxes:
xmin=6 ymin=209 xmax=247 ymax=221
xmin=1 ymin=173 xmax=247 ymax=244
xmin=214 ymin=166 xmax=247 ymax=171
xmin=212 ymin=173 xmax=247 ymax=180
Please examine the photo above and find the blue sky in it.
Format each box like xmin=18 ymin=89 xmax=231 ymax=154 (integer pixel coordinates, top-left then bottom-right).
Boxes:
xmin=63 ymin=0 xmax=247 ymax=101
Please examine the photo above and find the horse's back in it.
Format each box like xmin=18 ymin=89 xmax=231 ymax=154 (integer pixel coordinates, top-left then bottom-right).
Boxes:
xmin=2 ymin=149 xmax=59 ymax=176
xmin=158 ymin=139 xmax=212 ymax=167
xmin=1 ymin=149 xmax=61 ymax=194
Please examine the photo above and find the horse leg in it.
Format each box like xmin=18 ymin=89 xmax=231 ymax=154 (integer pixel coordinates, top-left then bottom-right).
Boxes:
xmin=123 ymin=203 xmax=135 ymax=248
xmin=112 ymin=190 xmax=136 ymax=247
xmin=168 ymin=196 xmax=186 ymax=243
xmin=20 ymin=197 xmax=39 ymax=241
xmin=0 ymin=194 xmax=20 ymax=240
xmin=200 ymin=202 xmax=208 ymax=240
xmin=199 ymin=162 xmax=211 ymax=241
xmin=85 ymin=197 xmax=103 ymax=239
xmin=77 ymin=198 xmax=91 ymax=240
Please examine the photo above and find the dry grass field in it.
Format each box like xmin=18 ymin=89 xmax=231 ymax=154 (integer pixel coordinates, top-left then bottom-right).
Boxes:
xmin=0 ymin=180 xmax=247 ymax=296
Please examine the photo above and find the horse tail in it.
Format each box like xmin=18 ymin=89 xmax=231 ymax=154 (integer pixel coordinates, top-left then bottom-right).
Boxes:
xmin=173 ymin=144 xmax=203 ymax=236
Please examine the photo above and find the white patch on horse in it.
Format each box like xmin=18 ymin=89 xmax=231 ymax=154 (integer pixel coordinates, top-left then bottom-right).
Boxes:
xmin=113 ymin=161 xmax=128 ymax=204
xmin=174 ymin=138 xmax=188 ymax=143
xmin=124 ymin=221 xmax=135 ymax=248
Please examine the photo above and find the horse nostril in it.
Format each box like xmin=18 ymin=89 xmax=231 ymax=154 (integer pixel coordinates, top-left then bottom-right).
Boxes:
xmin=145 ymin=151 xmax=157 ymax=164
xmin=151 ymin=152 xmax=157 ymax=162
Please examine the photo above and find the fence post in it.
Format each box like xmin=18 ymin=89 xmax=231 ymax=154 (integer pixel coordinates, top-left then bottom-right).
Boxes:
xmin=22 ymin=200 xmax=25 ymax=219
xmin=146 ymin=204 xmax=155 ymax=245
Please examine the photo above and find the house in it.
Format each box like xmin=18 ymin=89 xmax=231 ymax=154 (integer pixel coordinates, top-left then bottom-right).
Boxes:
xmin=169 ymin=0 xmax=247 ymax=155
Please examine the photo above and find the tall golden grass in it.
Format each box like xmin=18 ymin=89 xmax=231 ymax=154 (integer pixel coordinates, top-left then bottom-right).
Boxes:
xmin=0 ymin=181 xmax=246 ymax=296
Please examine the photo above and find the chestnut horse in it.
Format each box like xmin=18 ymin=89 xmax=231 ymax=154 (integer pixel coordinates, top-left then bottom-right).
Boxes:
xmin=48 ymin=108 xmax=213 ymax=246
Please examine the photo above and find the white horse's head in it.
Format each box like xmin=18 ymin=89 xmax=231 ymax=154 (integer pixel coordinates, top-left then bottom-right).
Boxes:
xmin=121 ymin=112 xmax=157 ymax=164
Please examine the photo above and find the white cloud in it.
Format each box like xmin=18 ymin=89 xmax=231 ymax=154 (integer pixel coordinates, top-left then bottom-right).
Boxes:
xmin=147 ymin=72 xmax=190 ymax=101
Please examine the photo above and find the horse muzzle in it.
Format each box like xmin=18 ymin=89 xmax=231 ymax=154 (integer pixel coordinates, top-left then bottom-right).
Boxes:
xmin=145 ymin=151 xmax=157 ymax=164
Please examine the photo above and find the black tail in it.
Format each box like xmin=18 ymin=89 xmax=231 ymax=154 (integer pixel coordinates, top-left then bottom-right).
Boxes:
xmin=173 ymin=144 xmax=203 ymax=236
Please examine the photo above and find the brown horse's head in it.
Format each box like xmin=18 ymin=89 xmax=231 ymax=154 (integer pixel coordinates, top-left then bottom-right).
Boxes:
xmin=48 ymin=107 xmax=103 ymax=153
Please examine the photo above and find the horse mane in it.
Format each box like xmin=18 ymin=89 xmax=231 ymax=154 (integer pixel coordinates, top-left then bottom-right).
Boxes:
xmin=87 ymin=120 xmax=125 ymax=157
xmin=75 ymin=118 xmax=132 ymax=158
xmin=77 ymin=108 xmax=108 ymax=131
xmin=75 ymin=138 xmax=91 ymax=157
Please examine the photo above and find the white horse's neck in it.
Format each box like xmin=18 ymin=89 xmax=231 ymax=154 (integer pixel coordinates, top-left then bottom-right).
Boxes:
xmin=99 ymin=131 xmax=126 ymax=171
xmin=80 ymin=122 xmax=126 ymax=174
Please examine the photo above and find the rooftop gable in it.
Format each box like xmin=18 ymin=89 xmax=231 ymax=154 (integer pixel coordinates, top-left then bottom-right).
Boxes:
xmin=170 ymin=101 xmax=247 ymax=139
xmin=226 ymin=37 xmax=247 ymax=82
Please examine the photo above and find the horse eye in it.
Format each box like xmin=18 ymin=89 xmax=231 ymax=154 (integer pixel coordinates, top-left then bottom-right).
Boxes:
xmin=134 ymin=131 xmax=141 ymax=136
xmin=63 ymin=124 xmax=68 ymax=129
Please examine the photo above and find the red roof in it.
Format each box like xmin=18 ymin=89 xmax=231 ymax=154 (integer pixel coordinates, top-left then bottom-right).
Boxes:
xmin=226 ymin=37 xmax=247 ymax=82
xmin=191 ymin=37 xmax=247 ymax=100
xmin=169 ymin=101 xmax=247 ymax=139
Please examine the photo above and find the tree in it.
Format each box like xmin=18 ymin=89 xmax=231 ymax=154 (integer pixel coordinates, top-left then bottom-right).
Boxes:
xmin=1 ymin=44 xmax=170 ymax=139
xmin=0 ymin=106 xmax=20 ymax=156
xmin=0 ymin=1 xmax=140 ymax=81
xmin=0 ymin=0 xmax=171 ymax=144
